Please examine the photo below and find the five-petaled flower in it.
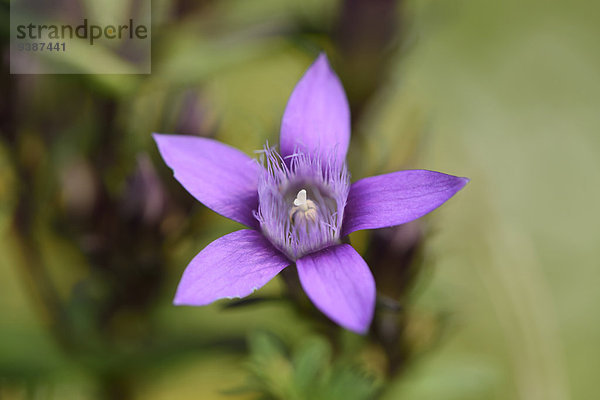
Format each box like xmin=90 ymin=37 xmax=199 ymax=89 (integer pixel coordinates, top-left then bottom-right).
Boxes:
xmin=154 ymin=53 xmax=468 ymax=334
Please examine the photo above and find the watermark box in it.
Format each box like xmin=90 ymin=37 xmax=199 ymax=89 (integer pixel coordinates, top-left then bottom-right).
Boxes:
xmin=10 ymin=0 xmax=151 ymax=74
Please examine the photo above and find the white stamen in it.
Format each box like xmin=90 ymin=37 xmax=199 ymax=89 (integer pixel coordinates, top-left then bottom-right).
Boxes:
xmin=290 ymin=189 xmax=318 ymax=224
xmin=293 ymin=189 xmax=308 ymax=209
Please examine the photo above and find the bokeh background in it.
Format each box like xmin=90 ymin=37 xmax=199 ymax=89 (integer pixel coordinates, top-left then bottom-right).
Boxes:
xmin=1 ymin=0 xmax=599 ymax=399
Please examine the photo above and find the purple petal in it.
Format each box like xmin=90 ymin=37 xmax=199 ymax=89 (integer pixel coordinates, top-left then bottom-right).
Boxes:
xmin=342 ymin=170 xmax=469 ymax=236
xmin=280 ymin=53 xmax=350 ymax=166
xmin=296 ymin=244 xmax=375 ymax=334
xmin=174 ymin=230 xmax=289 ymax=306
xmin=154 ymin=134 xmax=260 ymax=228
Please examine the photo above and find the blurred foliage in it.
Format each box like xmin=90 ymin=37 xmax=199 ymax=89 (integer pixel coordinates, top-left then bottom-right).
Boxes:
xmin=1 ymin=0 xmax=600 ymax=399
xmin=243 ymin=331 xmax=379 ymax=400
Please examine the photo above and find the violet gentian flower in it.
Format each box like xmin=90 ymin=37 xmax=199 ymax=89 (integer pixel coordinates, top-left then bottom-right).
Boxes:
xmin=154 ymin=54 xmax=468 ymax=334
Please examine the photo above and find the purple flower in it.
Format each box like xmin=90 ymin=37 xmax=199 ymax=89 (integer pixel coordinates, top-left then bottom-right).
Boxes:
xmin=154 ymin=53 xmax=468 ymax=334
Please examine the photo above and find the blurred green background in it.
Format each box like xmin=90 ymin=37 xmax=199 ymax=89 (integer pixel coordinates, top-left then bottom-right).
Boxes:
xmin=1 ymin=0 xmax=599 ymax=399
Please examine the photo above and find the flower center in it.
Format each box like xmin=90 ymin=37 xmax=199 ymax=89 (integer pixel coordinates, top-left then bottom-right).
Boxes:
xmin=255 ymin=146 xmax=350 ymax=260
xmin=289 ymin=189 xmax=318 ymax=224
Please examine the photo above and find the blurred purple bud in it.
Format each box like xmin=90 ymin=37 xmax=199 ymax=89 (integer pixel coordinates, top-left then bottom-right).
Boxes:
xmin=121 ymin=154 xmax=166 ymax=225
xmin=366 ymin=220 xmax=424 ymax=299
xmin=60 ymin=158 xmax=98 ymax=218
xmin=175 ymin=90 xmax=214 ymax=137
